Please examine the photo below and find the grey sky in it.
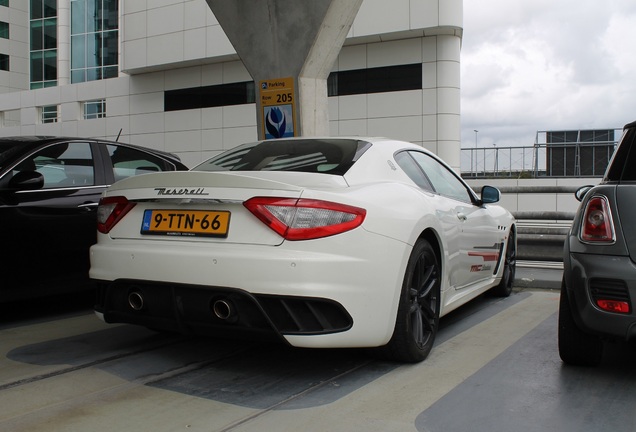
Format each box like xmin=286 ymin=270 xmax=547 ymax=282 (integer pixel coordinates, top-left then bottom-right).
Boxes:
xmin=461 ymin=0 xmax=636 ymax=148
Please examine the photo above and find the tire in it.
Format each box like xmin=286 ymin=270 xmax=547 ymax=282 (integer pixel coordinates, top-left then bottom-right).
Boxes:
xmin=558 ymin=278 xmax=603 ymax=366
xmin=490 ymin=230 xmax=516 ymax=297
xmin=378 ymin=239 xmax=441 ymax=363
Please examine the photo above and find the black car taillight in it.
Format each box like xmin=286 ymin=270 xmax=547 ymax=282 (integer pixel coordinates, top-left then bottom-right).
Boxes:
xmin=579 ymin=196 xmax=615 ymax=243
xmin=243 ymin=197 xmax=366 ymax=240
xmin=97 ymin=196 xmax=136 ymax=234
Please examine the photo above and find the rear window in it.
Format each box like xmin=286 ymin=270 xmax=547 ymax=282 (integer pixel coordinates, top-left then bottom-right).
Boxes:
xmin=193 ymin=139 xmax=371 ymax=175
xmin=605 ymin=125 xmax=636 ymax=182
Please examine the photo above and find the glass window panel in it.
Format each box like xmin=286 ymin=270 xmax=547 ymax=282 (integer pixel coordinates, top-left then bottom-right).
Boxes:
xmin=0 ymin=21 xmax=8 ymax=39
xmin=43 ymin=0 xmax=56 ymax=18
xmin=30 ymin=21 xmax=43 ymax=50
xmin=71 ymin=69 xmax=85 ymax=83
xmin=31 ymin=0 xmax=43 ymax=19
xmin=107 ymin=144 xmax=172 ymax=181
xmin=43 ymin=19 xmax=57 ymax=49
xmin=43 ymin=80 xmax=57 ymax=88
xmin=43 ymin=50 xmax=57 ymax=80
xmin=86 ymin=0 xmax=97 ymax=32
xmin=85 ymin=32 xmax=99 ymax=67
xmin=0 ymin=53 xmax=9 ymax=71
xmin=71 ymin=34 xmax=85 ymax=68
xmin=102 ymin=30 xmax=118 ymax=65
xmin=86 ymin=67 xmax=100 ymax=81
xmin=71 ymin=0 xmax=85 ymax=34
xmin=0 ymin=0 xmax=9 ymax=7
xmin=102 ymin=65 xmax=117 ymax=79
xmin=104 ymin=0 xmax=118 ymax=30
xmin=30 ymin=51 xmax=43 ymax=81
xmin=410 ymin=152 xmax=472 ymax=203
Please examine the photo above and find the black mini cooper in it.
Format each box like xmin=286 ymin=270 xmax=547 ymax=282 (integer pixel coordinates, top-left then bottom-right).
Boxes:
xmin=560 ymin=120 xmax=636 ymax=366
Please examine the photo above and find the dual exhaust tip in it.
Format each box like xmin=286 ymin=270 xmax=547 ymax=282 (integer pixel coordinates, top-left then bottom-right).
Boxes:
xmin=127 ymin=291 xmax=237 ymax=321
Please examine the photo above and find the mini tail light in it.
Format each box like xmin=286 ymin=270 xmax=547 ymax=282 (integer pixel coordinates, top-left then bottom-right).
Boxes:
xmin=244 ymin=197 xmax=366 ymax=240
xmin=580 ymin=196 xmax=615 ymax=243
xmin=97 ymin=196 xmax=136 ymax=234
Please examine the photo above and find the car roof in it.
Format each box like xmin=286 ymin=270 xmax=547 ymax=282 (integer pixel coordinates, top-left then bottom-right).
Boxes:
xmin=624 ymin=120 xmax=636 ymax=130
xmin=0 ymin=136 xmax=184 ymax=164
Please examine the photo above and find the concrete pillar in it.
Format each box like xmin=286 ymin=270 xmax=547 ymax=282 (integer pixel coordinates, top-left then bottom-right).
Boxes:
xmin=57 ymin=0 xmax=70 ymax=86
xmin=205 ymin=0 xmax=362 ymax=139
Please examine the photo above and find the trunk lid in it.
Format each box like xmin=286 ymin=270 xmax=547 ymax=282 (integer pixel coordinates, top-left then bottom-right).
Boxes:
xmin=104 ymin=171 xmax=348 ymax=246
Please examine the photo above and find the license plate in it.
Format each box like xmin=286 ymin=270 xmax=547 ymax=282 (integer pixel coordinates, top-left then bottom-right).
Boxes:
xmin=141 ymin=209 xmax=230 ymax=237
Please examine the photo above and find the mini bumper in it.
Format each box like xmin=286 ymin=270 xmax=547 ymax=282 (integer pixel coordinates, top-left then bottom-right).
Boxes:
xmin=565 ymin=252 xmax=636 ymax=341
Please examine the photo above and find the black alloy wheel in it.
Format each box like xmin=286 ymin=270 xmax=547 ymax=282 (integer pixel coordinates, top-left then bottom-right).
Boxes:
xmin=491 ymin=231 xmax=516 ymax=297
xmin=379 ymin=239 xmax=441 ymax=363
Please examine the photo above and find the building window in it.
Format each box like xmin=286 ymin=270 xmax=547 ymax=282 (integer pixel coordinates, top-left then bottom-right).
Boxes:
xmin=0 ymin=0 xmax=8 ymax=7
xmin=84 ymin=99 xmax=106 ymax=119
xmin=30 ymin=0 xmax=57 ymax=89
xmin=164 ymin=64 xmax=423 ymax=112
xmin=40 ymin=105 xmax=59 ymax=123
xmin=327 ymin=64 xmax=422 ymax=96
xmin=0 ymin=53 xmax=8 ymax=71
xmin=71 ymin=0 xmax=118 ymax=83
xmin=0 ymin=21 xmax=8 ymax=39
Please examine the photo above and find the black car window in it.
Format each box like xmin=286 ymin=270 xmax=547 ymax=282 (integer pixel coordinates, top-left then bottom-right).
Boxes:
xmin=605 ymin=126 xmax=636 ymax=182
xmin=409 ymin=151 xmax=473 ymax=203
xmin=14 ymin=142 xmax=95 ymax=188
xmin=193 ymin=139 xmax=372 ymax=175
xmin=106 ymin=144 xmax=175 ymax=182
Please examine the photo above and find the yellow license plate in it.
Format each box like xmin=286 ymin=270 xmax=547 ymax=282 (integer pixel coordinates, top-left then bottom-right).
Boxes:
xmin=141 ymin=209 xmax=230 ymax=237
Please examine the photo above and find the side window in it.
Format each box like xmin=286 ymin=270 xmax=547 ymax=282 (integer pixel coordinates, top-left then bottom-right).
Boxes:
xmin=606 ymin=127 xmax=636 ymax=182
xmin=394 ymin=151 xmax=433 ymax=191
xmin=107 ymin=144 xmax=174 ymax=182
xmin=409 ymin=151 xmax=473 ymax=203
xmin=14 ymin=142 xmax=95 ymax=188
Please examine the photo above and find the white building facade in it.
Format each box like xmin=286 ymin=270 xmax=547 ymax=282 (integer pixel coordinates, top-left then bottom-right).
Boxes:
xmin=0 ymin=0 xmax=462 ymax=169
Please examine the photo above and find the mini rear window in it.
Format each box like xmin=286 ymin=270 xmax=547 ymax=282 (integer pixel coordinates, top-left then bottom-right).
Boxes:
xmin=193 ymin=139 xmax=371 ymax=175
xmin=605 ymin=125 xmax=636 ymax=182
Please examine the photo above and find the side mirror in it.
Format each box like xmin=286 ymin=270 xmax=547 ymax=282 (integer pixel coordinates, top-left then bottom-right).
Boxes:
xmin=7 ymin=171 xmax=44 ymax=191
xmin=575 ymin=185 xmax=594 ymax=202
xmin=481 ymin=185 xmax=500 ymax=204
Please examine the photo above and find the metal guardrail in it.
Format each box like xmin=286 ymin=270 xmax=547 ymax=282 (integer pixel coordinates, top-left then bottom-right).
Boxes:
xmin=501 ymin=186 xmax=577 ymax=262
xmin=461 ymin=139 xmax=619 ymax=179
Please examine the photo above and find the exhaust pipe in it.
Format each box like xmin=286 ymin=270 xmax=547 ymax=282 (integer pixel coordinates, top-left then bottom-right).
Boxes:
xmin=128 ymin=291 xmax=145 ymax=311
xmin=212 ymin=299 xmax=234 ymax=320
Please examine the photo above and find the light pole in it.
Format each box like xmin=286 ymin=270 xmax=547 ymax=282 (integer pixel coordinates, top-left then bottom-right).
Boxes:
xmin=493 ymin=143 xmax=498 ymax=175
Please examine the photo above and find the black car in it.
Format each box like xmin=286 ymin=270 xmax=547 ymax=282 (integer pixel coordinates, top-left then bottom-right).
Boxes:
xmin=560 ymin=120 xmax=636 ymax=366
xmin=0 ymin=136 xmax=188 ymax=302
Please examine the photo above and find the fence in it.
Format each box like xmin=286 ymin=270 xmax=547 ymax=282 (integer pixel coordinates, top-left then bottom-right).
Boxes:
xmin=461 ymin=130 xmax=621 ymax=178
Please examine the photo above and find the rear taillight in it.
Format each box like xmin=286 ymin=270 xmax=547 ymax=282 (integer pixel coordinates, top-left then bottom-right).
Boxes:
xmin=244 ymin=197 xmax=366 ymax=240
xmin=97 ymin=196 xmax=136 ymax=234
xmin=579 ymin=196 xmax=615 ymax=243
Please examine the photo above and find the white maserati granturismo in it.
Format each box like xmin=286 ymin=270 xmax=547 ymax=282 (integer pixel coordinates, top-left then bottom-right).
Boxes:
xmin=89 ymin=137 xmax=516 ymax=362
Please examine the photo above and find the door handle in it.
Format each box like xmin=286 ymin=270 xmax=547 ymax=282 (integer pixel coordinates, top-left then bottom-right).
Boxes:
xmin=456 ymin=212 xmax=467 ymax=221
